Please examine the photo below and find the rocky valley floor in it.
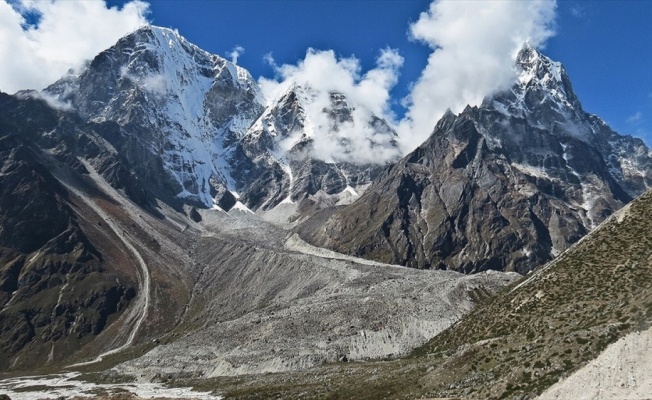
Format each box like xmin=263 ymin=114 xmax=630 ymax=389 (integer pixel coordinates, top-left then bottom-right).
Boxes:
xmin=2 ymin=158 xmax=652 ymax=400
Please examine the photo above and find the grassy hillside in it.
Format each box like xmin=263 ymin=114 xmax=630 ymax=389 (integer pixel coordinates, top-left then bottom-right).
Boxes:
xmin=409 ymin=188 xmax=652 ymax=399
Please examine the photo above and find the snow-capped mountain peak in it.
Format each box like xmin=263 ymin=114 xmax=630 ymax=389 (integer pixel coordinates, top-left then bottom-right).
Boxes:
xmin=516 ymin=43 xmax=563 ymax=85
xmin=46 ymin=25 xmax=265 ymax=208
xmin=44 ymin=26 xmax=400 ymax=216
xmin=474 ymin=45 xmax=652 ymax=231
xmin=484 ymin=43 xmax=587 ymax=138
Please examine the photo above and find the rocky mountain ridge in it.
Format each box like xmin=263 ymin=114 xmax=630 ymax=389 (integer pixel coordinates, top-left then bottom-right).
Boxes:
xmin=46 ymin=26 xmax=399 ymax=218
xmin=298 ymin=45 xmax=652 ymax=273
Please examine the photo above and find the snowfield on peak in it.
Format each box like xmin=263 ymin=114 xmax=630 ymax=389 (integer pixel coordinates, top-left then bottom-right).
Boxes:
xmin=46 ymin=25 xmax=265 ymax=208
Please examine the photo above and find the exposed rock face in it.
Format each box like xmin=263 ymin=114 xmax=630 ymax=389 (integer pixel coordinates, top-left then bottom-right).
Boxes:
xmin=298 ymin=46 xmax=652 ymax=273
xmin=0 ymin=94 xmax=139 ymax=369
xmin=43 ymin=27 xmax=401 ymax=220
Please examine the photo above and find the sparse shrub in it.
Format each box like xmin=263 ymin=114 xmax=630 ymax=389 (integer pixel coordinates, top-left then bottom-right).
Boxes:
xmin=576 ymin=337 xmax=588 ymax=345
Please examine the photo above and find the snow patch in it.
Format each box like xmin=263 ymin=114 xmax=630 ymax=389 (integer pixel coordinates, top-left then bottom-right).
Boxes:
xmin=230 ymin=201 xmax=255 ymax=214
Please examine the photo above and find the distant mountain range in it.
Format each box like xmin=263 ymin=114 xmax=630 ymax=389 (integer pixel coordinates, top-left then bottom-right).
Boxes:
xmin=40 ymin=26 xmax=652 ymax=274
xmin=44 ymin=26 xmax=397 ymax=215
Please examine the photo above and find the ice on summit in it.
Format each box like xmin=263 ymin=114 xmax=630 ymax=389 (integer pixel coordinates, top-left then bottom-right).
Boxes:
xmin=47 ymin=25 xmax=265 ymax=208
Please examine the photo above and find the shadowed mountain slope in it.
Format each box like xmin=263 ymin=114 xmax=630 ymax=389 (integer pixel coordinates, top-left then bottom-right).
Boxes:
xmin=298 ymin=46 xmax=652 ymax=273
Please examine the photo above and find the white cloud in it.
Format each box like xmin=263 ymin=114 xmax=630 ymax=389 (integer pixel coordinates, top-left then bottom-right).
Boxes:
xmin=627 ymin=111 xmax=643 ymax=124
xmin=258 ymin=48 xmax=404 ymax=164
xmin=257 ymin=1 xmax=558 ymax=162
xmin=228 ymin=45 xmax=245 ymax=64
xmin=120 ymin=66 xmax=167 ymax=95
xmin=397 ymin=0 xmax=557 ymax=153
xmin=15 ymin=90 xmax=73 ymax=111
xmin=0 ymin=0 xmax=149 ymax=94
xmin=263 ymin=52 xmax=276 ymax=67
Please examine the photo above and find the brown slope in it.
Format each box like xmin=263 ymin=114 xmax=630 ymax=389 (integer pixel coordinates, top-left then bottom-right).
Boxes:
xmin=0 ymin=92 xmax=192 ymax=372
xmin=405 ymin=188 xmax=652 ymax=399
xmin=0 ymin=134 xmax=137 ymax=371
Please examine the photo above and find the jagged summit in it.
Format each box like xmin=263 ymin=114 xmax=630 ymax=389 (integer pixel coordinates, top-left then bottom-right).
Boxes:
xmin=128 ymin=25 xmax=264 ymax=101
xmin=46 ymin=24 xmax=265 ymax=208
xmin=298 ymin=47 xmax=652 ymax=273
xmin=485 ymin=44 xmax=583 ymax=129
xmin=515 ymin=43 xmax=564 ymax=85
xmin=484 ymin=46 xmax=651 ymax=196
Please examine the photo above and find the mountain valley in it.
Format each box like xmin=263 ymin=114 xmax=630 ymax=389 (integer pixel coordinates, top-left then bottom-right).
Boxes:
xmin=0 ymin=24 xmax=651 ymax=400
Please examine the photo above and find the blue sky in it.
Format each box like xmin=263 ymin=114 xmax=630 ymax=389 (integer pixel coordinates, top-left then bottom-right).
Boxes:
xmin=105 ymin=0 xmax=651 ymax=144
xmin=548 ymin=1 xmax=652 ymax=143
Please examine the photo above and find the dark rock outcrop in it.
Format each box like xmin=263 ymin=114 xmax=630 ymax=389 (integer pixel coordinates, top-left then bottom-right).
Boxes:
xmin=0 ymin=93 xmax=139 ymax=370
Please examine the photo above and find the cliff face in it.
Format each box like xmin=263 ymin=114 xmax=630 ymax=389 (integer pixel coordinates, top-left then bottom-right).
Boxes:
xmin=46 ymin=26 xmax=265 ymax=208
xmin=298 ymin=46 xmax=652 ymax=273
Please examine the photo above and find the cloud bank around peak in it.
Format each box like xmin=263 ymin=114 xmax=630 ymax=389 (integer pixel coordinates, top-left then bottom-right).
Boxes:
xmin=259 ymin=48 xmax=404 ymax=164
xmin=398 ymin=0 xmax=557 ymax=152
xmin=259 ymin=0 xmax=558 ymax=161
xmin=0 ymin=0 xmax=149 ymax=94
